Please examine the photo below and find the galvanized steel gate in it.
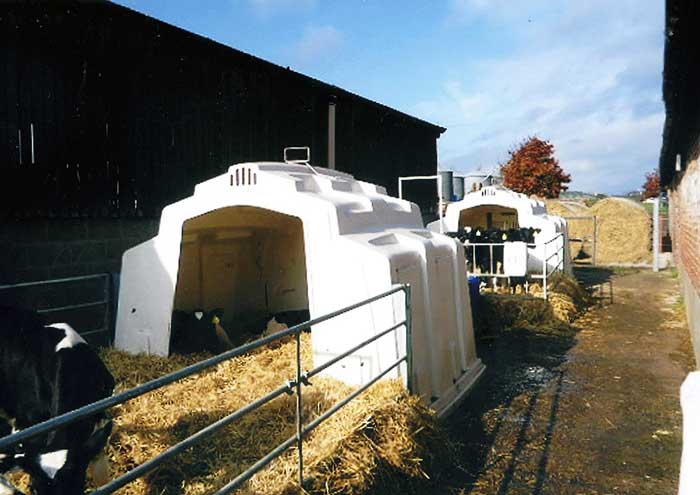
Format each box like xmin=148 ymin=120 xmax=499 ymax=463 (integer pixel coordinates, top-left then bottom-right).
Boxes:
xmin=0 ymin=284 xmax=412 ymax=494
xmin=565 ymin=215 xmax=598 ymax=265
xmin=0 ymin=273 xmax=114 ymax=345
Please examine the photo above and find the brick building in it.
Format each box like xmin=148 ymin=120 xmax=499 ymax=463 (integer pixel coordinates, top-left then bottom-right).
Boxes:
xmin=660 ymin=0 xmax=700 ymax=366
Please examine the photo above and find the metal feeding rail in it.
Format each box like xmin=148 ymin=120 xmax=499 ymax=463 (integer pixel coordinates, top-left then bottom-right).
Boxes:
xmin=464 ymin=233 xmax=565 ymax=300
xmin=0 ymin=284 xmax=412 ymax=495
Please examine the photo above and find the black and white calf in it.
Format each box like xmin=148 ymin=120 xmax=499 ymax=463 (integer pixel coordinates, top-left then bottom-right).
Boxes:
xmin=0 ymin=307 xmax=115 ymax=495
xmin=170 ymin=308 xmax=235 ymax=354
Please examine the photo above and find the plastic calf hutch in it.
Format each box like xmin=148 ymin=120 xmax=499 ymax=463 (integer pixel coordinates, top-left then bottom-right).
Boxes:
xmin=427 ymin=186 xmax=572 ymax=275
xmin=115 ymin=162 xmax=485 ymax=415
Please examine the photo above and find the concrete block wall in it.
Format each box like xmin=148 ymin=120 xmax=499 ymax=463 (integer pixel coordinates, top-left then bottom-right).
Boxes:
xmin=0 ymin=218 xmax=159 ymax=284
xmin=670 ymin=156 xmax=700 ymax=368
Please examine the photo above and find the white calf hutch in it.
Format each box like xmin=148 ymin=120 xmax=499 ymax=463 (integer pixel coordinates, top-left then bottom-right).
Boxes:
xmin=115 ymin=162 xmax=485 ymax=415
xmin=428 ymin=186 xmax=571 ymax=278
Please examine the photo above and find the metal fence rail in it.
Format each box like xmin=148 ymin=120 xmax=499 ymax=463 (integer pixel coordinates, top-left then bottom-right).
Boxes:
xmin=464 ymin=233 xmax=565 ymax=300
xmin=530 ymin=234 xmax=566 ymax=300
xmin=0 ymin=284 xmax=412 ymax=495
xmin=0 ymin=273 xmax=112 ymax=342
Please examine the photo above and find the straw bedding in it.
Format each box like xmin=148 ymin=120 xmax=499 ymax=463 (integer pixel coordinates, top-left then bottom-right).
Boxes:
xmin=7 ymin=334 xmax=449 ymax=495
xmin=590 ymin=198 xmax=651 ymax=264
xmin=478 ymin=273 xmax=591 ymax=334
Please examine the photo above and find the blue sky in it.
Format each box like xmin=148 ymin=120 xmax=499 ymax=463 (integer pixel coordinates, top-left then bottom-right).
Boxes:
xmin=114 ymin=0 xmax=665 ymax=194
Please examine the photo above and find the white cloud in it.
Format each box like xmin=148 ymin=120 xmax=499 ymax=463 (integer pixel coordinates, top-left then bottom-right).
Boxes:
xmin=417 ymin=0 xmax=664 ymax=194
xmin=287 ymin=25 xmax=343 ymax=68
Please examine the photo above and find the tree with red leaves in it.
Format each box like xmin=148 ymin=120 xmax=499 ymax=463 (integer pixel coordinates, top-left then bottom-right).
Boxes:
xmin=501 ymin=137 xmax=571 ymax=198
xmin=641 ymin=170 xmax=661 ymax=199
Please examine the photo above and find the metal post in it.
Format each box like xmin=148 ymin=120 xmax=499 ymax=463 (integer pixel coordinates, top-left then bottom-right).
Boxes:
xmin=404 ymin=285 xmax=413 ymax=393
xmin=30 ymin=123 xmax=35 ymax=164
xmin=557 ymin=235 xmax=562 ymax=272
xmin=295 ymin=331 xmax=304 ymax=489
xmin=543 ymin=253 xmax=548 ymax=301
xmin=653 ymin=197 xmax=660 ymax=272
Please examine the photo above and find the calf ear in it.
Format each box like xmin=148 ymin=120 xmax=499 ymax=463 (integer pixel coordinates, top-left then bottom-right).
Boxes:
xmin=83 ymin=420 xmax=113 ymax=460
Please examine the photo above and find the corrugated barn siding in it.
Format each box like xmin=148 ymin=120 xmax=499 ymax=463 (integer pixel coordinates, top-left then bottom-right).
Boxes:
xmin=0 ymin=1 xmax=443 ymax=219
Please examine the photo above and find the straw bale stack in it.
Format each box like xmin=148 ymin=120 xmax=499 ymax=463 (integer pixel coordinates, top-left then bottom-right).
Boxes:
xmin=590 ymin=197 xmax=651 ymax=264
xmin=7 ymin=335 xmax=450 ymax=495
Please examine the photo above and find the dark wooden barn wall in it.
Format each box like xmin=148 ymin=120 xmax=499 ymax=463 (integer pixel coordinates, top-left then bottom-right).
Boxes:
xmin=0 ymin=1 xmax=441 ymax=220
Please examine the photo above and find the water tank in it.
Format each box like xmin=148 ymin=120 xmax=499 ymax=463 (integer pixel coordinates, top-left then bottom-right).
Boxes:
xmin=453 ymin=176 xmax=465 ymax=201
xmin=440 ymin=170 xmax=454 ymax=201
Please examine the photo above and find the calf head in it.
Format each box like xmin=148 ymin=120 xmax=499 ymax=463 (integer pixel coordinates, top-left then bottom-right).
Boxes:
xmin=24 ymin=419 xmax=112 ymax=495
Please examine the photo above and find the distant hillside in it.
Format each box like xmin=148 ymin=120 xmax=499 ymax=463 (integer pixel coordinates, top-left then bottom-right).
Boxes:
xmin=559 ymin=190 xmax=607 ymax=200
xmin=620 ymin=190 xmax=644 ymax=202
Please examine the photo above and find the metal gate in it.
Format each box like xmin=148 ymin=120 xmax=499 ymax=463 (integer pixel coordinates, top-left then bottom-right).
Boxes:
xmin=0 ymin=284 xmax=412 ymax=495
xmin=564 ymin=215 xmax=598 ymax=265
xmin=0 ymin=273 xmax=114 ymax=346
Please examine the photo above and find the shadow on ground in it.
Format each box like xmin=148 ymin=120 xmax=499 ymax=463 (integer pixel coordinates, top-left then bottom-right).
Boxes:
xmin=573 ymin=266 xmax=615 ymax=305
xmin=444 ymin=319 xmax=576 ymax=494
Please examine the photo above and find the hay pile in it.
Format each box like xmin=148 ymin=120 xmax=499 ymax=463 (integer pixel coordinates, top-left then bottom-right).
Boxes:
xmin=590 ymin=198 xmax=651 ymax=264
xmin=545 ymin=199 xmax=590 ymax=218
xmin=253 ymin=379 xmax=449 ymax=495
xmin=532 ymin=273 xmax=593 ymax=323
xmin=7 ymin=335 xmax=449 ymax=495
